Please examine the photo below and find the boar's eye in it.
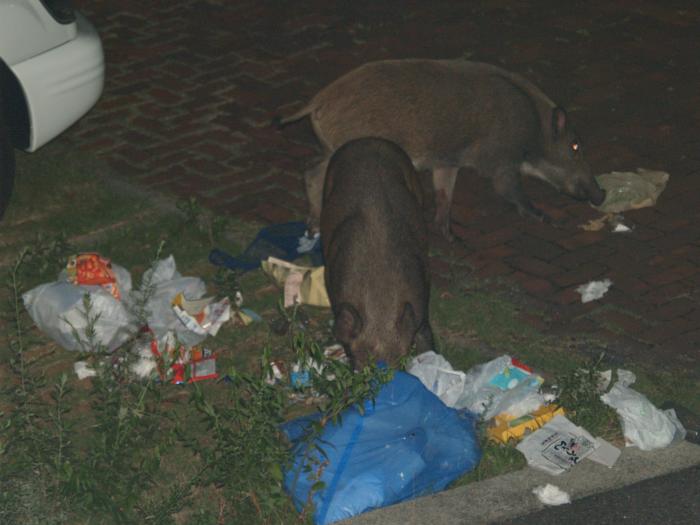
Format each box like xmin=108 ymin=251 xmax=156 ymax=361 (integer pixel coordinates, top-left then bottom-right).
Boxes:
xmin=571 ymin=142 xmax=580 ymax=155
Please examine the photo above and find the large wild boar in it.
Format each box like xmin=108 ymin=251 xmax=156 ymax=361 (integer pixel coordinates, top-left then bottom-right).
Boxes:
xmin=277 ymin=59 xmax=605 ymax=239
xmin=321 ymin=137 xmax=434 ymax=369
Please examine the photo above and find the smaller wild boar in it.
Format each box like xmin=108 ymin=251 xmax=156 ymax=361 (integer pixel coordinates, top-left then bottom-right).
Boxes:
xmin=321 ymin=137 xmax=434 ymax=369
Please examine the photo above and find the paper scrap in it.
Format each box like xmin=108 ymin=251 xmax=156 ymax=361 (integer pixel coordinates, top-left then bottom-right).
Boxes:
xmin=74 ymin=361 xmax=96 ymax=380
xmin=517 ymin=415 xmax=597 ymax=475
xmin=533 ymin=484 xmax=571 ymax=506
xmin=576 ymin=279 xmax=612 ymax=303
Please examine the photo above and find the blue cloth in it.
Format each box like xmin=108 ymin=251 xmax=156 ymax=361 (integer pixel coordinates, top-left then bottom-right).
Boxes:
xmin=282 ymin=371 xmax=481 ymax=524
xmin=209 ymin=221 xmax=323 ymax=272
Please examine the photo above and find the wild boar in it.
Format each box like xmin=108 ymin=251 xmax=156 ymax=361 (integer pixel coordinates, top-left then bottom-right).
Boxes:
xmin=277 ymin=59 xmax=605 ymax=239
xmin=321 ymin=137 xmax=434 ymax=369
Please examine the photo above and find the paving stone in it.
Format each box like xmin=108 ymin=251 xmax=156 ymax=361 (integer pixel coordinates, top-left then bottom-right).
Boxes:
xmin=63 ymin=0 xmax=700 ymax=372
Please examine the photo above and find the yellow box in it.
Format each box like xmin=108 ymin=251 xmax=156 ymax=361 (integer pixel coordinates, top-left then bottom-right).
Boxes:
xmin=487 ymin=404 xmax=566 ymax=445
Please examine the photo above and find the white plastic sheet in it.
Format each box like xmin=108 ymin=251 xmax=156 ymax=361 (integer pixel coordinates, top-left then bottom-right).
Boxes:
xmin=407 ymin=352 xmax=547 ymax=419
xmin=600 ymin=369 xmax=686 ymax=450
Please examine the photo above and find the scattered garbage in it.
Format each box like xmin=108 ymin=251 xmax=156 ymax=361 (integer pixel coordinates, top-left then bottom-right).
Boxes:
xmin=171 ymin=293 xmax=231 ymax=337
xmin=209 ymin=221 xmax=323 ymax=273
xmin=73 ymin=360 xmax=96 ymax=380
xmin=408 ymin=352 xmax=549 ymax=420
xmin=579 ymin=213 xmax=633 ymax=233
xmin=533 ymin=484 xmax=571 ymax=506
xmin=600 ymin=369 xmax=686 ymax=450
xmin=24 ymin=254 xmax=232 ymax=354
xmin=283 ymin=370 xmax=481 ymax=525
xmin=133 ymin=255 xmax=211 ymax=348
xmin=261 ymin=256 xmax=330 ymax=308
xmin=516 ymin=414 xmax=598 ymax=475
xmin=288 ymin=345 xmax=349 ymax=389
xmin=594 ymin=169 xmax=670 ymax=214
xmin=488 ymin=404 xmax=566 ymax=445
xmin=576 ymin=279 xmax=612 ymax=303
xmin=233 ymin=307 xmax=262 ymax=326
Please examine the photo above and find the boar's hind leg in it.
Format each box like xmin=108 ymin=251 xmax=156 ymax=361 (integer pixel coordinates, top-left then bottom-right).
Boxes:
xmin=432 ymin=167 xmax=460 ymax=241
xmin=492 ymin=166 xmax=551 ymax=223
xmin=304 ymin=159 xmax=329 ymax=234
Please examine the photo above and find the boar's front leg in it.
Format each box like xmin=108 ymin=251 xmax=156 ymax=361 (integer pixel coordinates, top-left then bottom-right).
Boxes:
xmin=432 ymin=166 xmax=460 ymax=241
xmin=304 ymin=158 xmax=329 ymax=234
xmin=492 ymin=165 xmax=552 ymax=224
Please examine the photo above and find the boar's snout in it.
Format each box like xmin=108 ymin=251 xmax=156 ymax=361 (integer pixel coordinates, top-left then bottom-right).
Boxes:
xmin=587 ymin=180 xmax=606 ymax=206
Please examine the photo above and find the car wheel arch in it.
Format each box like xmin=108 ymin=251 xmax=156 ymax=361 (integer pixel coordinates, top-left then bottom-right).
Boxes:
xmin=0 ymin=59 xmax=31 ymax=150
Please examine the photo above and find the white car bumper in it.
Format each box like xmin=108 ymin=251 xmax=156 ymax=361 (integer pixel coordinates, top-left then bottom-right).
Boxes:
xmin=9 ymin=12 xmax=104 ymax=151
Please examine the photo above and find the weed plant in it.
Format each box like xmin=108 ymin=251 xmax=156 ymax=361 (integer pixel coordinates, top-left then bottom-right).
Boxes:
xmin=0 ymin=243 xmax=392 ymax=524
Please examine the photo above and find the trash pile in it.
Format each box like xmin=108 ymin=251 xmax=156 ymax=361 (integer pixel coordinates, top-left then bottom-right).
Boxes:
xmin=23 ymin=253 xmax=236 ymax=384
xmin=407 ymin=351 xmax=688 ymax=478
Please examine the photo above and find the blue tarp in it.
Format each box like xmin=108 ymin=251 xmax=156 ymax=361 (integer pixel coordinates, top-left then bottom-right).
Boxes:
xmin=283 ymin=371 xmax=481 ymax=524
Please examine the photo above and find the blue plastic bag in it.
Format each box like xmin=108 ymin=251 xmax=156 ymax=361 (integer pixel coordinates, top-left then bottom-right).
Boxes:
xmin=209 ymin=221 xmax=323 ymax=272
xmin=282 ymin=371 xmax=481 ymax=524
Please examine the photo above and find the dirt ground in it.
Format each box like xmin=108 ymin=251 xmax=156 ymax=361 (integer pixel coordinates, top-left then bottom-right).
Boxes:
xmin=63 ymin=0 xmax=700 ymax=376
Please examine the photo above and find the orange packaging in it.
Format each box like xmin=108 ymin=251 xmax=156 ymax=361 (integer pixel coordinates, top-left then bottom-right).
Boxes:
xmin=66 ymin=253 xmax=121 ymax=299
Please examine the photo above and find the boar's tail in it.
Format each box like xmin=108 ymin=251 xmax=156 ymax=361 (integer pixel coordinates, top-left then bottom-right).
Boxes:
xmin=271 ymin=104 xmax=313 ymax=129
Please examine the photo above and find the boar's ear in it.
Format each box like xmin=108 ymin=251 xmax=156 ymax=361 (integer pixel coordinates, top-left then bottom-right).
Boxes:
xmin=334 ymin=303 xmax=362 ymax=342
xmin=551 ymin=107 xmax=568 ymax=139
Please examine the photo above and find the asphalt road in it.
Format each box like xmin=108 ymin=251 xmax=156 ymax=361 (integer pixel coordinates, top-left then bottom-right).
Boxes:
xmin=502 ymin=465 xmax=700 ymax=525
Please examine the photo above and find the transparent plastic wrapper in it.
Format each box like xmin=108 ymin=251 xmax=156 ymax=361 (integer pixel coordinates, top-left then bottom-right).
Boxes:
xmin=23 ymin=263 xmax=135 ymax=352
xmin=408 ymin=352 xmax=546 ymax=419
xmin=283 ymin=371 xmax=481 ymax=525
xmin=600 ymin=369 xmax=686 ymax=450
xmin=594 ymin=169 xmax=669 ymax=214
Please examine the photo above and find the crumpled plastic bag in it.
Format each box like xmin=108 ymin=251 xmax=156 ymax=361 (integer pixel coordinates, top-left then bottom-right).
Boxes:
xmin=600 ymin=369 xmax=686 ymax=450
xmin=594 ymin=169 xmax=669 ymax=214
xmin=283 ymin=371 xmax=481 ymax=525
xmin=261 ymin=256 xmax=330 ymax=308
xmin=408 ymin=352 xmax=547 ymax=420
xmin=23 ymin=262 xmax=135 ymax=352
xmin=129 ymin=255 xmax=208 ymax=347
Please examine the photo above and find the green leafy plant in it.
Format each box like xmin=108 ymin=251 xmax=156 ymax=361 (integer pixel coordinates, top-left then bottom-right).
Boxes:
xmin=554 ymin=352 xmax=619 ymax=439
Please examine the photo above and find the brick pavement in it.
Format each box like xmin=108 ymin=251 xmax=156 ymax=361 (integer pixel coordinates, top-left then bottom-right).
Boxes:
xmin=65 ymin=0 xmax=700 ymax=373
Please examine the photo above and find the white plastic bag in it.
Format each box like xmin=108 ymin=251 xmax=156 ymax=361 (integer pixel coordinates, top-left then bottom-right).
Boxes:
xmin=408 ymin=352 xmax=547 ymax=419
xmin=127 ymin=255 xmax=208 ymax=347
xmin=600 ymin=369 xmax=686 ymax=450
xmin=23 ymin=276 xmax=135 ymax=352
xmin=407 ymin=351 xmax=469 ymax=408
